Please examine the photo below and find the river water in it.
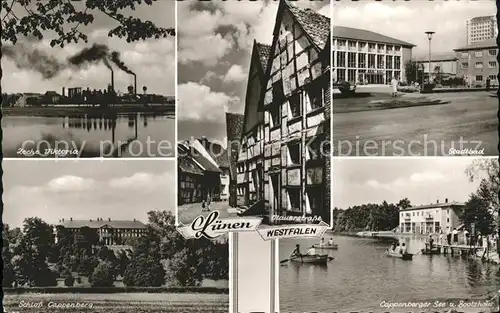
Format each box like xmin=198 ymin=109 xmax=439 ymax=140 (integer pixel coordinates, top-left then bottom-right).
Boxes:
xmin=2 ymin=113 xmax=175 ymax=158
xmin=280 ymin=235 xmax=500 ymax=313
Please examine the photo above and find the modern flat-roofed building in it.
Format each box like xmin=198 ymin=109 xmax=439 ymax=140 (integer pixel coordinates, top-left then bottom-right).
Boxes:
xmin=415 ymin=52 xmax=458 ymax=81
xmin=333 ymin=26 xmax=415 ymax=84
xmin=454 ymin=38 xmax=498 ymax=87
xmin=57 ymin=217 xmax=148 ymax=245
xmin=467 ymin=16 xmax=498 ymax=44
xmin=398 ymin=199 xmax=465 ymax=235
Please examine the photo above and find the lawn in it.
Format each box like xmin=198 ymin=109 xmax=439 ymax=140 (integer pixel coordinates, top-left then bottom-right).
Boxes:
xmin=4 ymin=293 xmax=228 ymax=313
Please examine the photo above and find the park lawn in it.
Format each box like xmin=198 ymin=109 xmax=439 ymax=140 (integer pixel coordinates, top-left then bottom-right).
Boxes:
xmin=4 ymin=293 xmax=229 ymax=313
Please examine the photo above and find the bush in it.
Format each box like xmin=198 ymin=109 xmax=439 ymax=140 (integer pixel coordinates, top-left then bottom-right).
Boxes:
xmin=338 ymin=81 xmax=355 ymax=94
xmin=64 ymin=274 xmax=75 ymax=287
xmin=422 ymin=83 xmax=435 ymax=92
xmin=89 ymin=262 xmax=115 ymax=287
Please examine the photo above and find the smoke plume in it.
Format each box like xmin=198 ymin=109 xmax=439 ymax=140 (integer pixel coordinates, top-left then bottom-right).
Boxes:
xmin=67 ymin=44 xmax=110 ymax=67
xmin=1 ymin=43 xmax=65 ymax=79
xmin=3 ymin=42 xmax=135 ymax=79
xmin=110 ymin=51 xmax=135 ymax=75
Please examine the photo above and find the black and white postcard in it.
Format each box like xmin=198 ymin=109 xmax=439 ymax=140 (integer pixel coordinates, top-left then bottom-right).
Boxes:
xmin=279 ymin=157 xmax=499 ymax=313
xmin=332 ymin=1 xmax=498 ymax=157
xmin=2 ymin=160 xmax=229 ymax=313
xmin=1 ymin=0 xmax=176 ymax=158
xmin=177 ymin=0 xmax=331 ymax=235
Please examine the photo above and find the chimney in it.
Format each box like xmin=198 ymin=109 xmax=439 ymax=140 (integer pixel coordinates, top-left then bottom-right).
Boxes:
xmin=70 ymin=217 xmax=73 ymax=221
xmin=133 ymin=218 xmax=136 ymax=222
xmin=133 ymin=74 xmax=137 ymax=96
xmin=111 ymin=69 xmax=114 ymax=92
xmin=62 ymin=87 xmax=65 ymax=97
xmin=436 ymin=199 xmax=439 ymax=204
xmin=200 ymin=136 xmax=208 ymax=149
xmin=108 ymin=218 xmax=111 ymax=221
xmin=90 ymin=219 xmax=92 ymax=222
xmin=445 ymin=198 xmax=448 ymax=203
xmin=62 ymin=218 xmax=65 ymax=222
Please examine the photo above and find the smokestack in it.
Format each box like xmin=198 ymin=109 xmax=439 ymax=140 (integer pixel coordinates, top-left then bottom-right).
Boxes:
xmin=133 ymin=74 xmax=137 ymax=96
xmin=445 ymin=198 xmax=448 ymax=203
xmin=62 ymin=87 xmax=65 ymax=97
xmin=111 ymin=69 xmax=114 ymax=92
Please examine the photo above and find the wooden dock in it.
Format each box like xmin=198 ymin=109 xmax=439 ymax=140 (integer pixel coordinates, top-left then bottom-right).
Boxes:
xmin=425 ymin=243 xmax=483 ymax=256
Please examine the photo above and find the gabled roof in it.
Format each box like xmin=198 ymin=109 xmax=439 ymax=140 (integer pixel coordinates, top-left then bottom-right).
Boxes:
xmin=59 ymin=219 xmax=147 ymax=229
xmin=199 ymin=139 xmax=229 ymax=169
xmin=333 ymin=26 xmax=415 ymax=48
xmin=178 ymin=144 xmax=204 ymax=176
xmin=454 ymin=38 xmax=497 ymax=51
xmin=255 ymin=42 xmax=271 ymax=72
xmin=400 ymin=201 xmax=465 ymax=212
xmin=189 ymin=143 xmax=222 ymax=173
xmin=286 ymin=1 xmax=330 ymax=50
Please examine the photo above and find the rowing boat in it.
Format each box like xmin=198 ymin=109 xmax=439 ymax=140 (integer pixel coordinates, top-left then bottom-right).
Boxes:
xmin=385 ymin=250 xmax=413 ymax=260
xmin=290 ymin=254 xmax=329 ymax=265
xmin=313 ymin=244 xmax=338 ymax=250
xmin=421 ymin=248 xmax=440 ymax=255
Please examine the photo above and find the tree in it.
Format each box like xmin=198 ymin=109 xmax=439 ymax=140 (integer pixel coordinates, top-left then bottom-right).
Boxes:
xmin=89 ymin=262 xmax=115 ymax=287
xmin=461 ymin=192 xmax=494 ymax=236
xmin=405 ymin=60 xmax=419 ymax=83
xmin=123 ymin=235 xmax=165 ymax=287
xmin=64 ymin=272 xmax=75 ymax=287
xmin=465 ymin=158 xmax=499 ymax=229
xmin=433 ymin=65 xmax=443 ymax=84
xmin=1 ymin=0 xmax=175 ymax=47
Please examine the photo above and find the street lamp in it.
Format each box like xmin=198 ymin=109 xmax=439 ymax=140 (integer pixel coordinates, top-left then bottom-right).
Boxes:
xmin=425 ymin=31 xmax=435 ymax=83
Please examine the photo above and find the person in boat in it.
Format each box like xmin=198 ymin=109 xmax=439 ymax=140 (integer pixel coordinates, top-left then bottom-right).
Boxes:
xmin=452 ymin=228 xmax=458 ymax=244
xmin=400 ymin=243 xmax=407 ymax=254
xmin=328 ymin=237 xmax=334 ymax=246
xmin=319 ymin=238 xmax=326 ymax=247
xmin=305 ymin=245 xmax=316 ymax=256
xmin=290 ymin=244 xmax=301 ymax=259
xmin=390 ymin=242 xmax=397 ymax=252
xmin=428 ymin=235 xmax=434 ymax=249
xmin=393 ymin=243 xmax=401 ymax=254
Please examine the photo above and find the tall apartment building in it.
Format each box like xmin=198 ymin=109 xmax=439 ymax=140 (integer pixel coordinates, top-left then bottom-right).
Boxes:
xmin=454 ymin=38 xmax=498 ymax=87
xmin=333 ymin=26 xmax=415 ymax=84
xmin=467 ymin=16 xmax=498 ymax=44
xmin=234 ymin=1 xmax=331 ymax=224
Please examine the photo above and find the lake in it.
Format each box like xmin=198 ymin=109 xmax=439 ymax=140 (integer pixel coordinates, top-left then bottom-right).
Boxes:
xmin=280 ymin=235 xmax=500 ymax=313
xmin=2 ymin=113 xmax=175 ymax=158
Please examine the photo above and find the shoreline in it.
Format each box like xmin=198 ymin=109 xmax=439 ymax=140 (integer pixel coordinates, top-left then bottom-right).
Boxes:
xmin=2 ymin=105 xmax=175 ymax=117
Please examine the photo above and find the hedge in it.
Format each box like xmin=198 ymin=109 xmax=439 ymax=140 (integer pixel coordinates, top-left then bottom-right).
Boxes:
xmin=3 ymin=286 xmax=229 ymax=294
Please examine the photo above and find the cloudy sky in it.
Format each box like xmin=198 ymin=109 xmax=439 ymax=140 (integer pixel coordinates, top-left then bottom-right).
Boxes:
xmin=177 ymin=0 xmax=331 ymax=143
xmin=333 ymin=0 xmax=496 ymax=57
xmin=1 ymin=1 xmax=175 ymax=95
xmin=332 ymin=157 xmax=488 ymax=210
xmin=3 ymin=160 xmax=175 ymax=228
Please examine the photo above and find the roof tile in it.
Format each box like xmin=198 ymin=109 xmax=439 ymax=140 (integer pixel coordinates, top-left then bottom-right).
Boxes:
xmin=255 ymin=42 xmax=271 ymax=71
xmin=286 ymin=2 xmax=330 ymax=50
